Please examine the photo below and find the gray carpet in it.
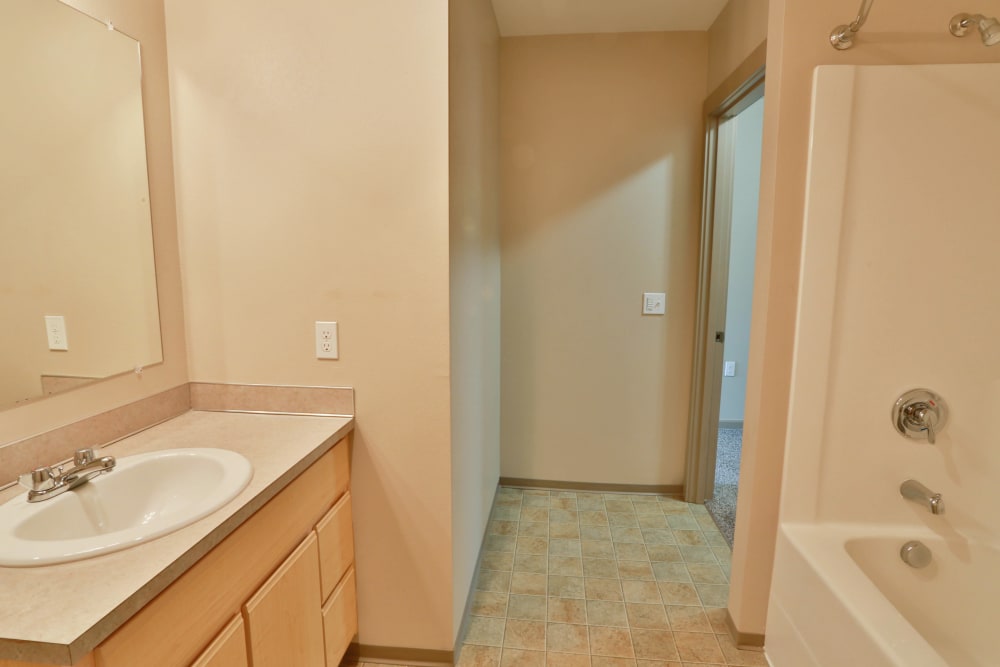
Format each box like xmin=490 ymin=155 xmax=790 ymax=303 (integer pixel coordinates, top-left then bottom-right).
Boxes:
xmin=704 ymin=427 xmax=742 ymax=546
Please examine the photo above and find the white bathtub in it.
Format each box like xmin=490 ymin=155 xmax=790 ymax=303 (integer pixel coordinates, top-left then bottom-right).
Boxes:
xmin=767 ymin=524 xmax=997 ymax=667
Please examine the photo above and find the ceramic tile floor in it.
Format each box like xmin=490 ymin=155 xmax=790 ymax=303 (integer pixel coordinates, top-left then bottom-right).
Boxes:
xmin=456 ymin=487 xmax=768 ymax=667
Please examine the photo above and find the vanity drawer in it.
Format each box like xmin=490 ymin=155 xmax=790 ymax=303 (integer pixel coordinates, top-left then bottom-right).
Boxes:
xmin=191 ymin=615 xmax=248 ymax=667
xmin=315 ymin=492 xmax=354 ymax=602
xmin=321 ymin=568 xmax=357 ymax=667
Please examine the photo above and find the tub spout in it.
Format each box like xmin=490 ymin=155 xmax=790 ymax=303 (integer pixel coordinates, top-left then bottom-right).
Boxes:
xmin=900 ymin=479 xmax=945 ymax=515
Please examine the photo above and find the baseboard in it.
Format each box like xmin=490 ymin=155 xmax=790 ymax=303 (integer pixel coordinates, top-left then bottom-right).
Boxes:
xmin=725 ymin=608 xmax=766 ymax=650
xmin=453 ymin=482 xmax=502 ymax=657
xmin=499 ymin=477 xmax=683 ymax=498
xmin=719 ymin=420 xmax=744 ymax=430
xmin=344 ymin=643 xmax=453 ymax=667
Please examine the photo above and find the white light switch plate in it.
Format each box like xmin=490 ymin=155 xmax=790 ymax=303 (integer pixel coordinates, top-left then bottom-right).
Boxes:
xmin=315 ymin=321 xmax=338 ymax=360
xmin=45 ymin=315 xmax=68 ymax=351
xmin=642 ymin=292 xmax=666 ymax=315
xmin=724 ymin=361 xmax=736 ymax=377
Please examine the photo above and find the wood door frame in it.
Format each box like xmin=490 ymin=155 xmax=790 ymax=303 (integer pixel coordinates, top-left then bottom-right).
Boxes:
xmin=684 ymin=57 xmax=765 ymax=505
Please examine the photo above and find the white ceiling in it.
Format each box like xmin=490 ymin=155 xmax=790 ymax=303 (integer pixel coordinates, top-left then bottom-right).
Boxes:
xmin=490 ymin=0 xmax=730 ymax=37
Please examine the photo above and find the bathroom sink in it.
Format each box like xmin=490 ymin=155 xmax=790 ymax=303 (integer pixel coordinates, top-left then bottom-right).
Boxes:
xmin=0 ymin=448 xmax=253 ymax=567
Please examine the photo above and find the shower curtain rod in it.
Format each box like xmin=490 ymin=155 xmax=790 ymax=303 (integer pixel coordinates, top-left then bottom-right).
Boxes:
xmin=830 ymin=0 xmax=875 ymax=50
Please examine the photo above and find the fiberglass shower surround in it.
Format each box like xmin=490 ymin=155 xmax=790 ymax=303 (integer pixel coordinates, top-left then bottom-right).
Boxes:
xmin=766 ymin=62 xmax=1000 ymax=667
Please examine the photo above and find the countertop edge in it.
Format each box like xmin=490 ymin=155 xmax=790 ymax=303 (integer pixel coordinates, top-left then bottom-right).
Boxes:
xmin=0 ymin=415 xmax=354 ymax=665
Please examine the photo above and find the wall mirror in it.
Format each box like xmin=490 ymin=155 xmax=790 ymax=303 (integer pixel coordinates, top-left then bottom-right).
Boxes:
xmin=0 ymin=0 xmax=162 ymax=409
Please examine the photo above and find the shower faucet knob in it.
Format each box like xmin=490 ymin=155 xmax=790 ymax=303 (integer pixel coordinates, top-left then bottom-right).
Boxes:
xmin=892 ymin=389 xmax=947 ymax=444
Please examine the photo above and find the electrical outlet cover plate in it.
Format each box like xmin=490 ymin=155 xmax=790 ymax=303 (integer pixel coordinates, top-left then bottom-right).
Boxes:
xmin=315 ymin=321 xmax=338 ymax=360
xmin=45 ymin=315 xmax=68 ymax=351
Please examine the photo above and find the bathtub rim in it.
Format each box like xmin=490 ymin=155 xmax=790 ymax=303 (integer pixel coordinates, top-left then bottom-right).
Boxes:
xmin=776 ymin=522 xmax=951 ymax=667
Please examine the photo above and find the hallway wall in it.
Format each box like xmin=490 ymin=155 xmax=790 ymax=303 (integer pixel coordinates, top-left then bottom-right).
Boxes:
xmin=707 ymin=0 xmax=769 ymax=93
xmin=449 ymin=0 xmax=501 ymax=642
xmin=499 ymin=32 xmax=707 ymax=487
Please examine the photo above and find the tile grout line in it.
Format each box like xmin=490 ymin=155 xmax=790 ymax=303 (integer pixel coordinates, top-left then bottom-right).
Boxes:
xmin=499 ymin=493 xmax=518 ymax=664
xmin=621 ymin=494 xmax=636 ymax=663
xmin=544 ymin=499 xmax=549 ymax=656
xmin=577 ymin=496 xmax=589 ymax=645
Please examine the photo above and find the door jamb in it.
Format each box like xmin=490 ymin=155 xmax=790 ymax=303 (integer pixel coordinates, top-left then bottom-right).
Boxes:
xmin=684 ymin=66 xmax=766 ymax=504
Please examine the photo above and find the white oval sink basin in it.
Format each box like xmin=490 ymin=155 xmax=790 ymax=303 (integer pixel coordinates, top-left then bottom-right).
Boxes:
xmin=0 ymin=448 xmax=252 ymax=567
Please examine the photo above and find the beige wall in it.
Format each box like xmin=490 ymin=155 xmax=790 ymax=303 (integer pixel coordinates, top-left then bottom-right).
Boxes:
xmin=707 ymin=0 xmax=769 ymax=94
xmin=500 ymin=32 xmax=707 ymax=486
xmin=449 ymin=0 xmax=501 ymax=640
xmin=164 ymin=0 xmax=455 ymax=651
xmin=0 ymin=0 xmax=161 ymax=407
xmin=730 ymin=0 xmax=1000 ymax=638
xmin=0 ymin=0 xmax=187 ymax=446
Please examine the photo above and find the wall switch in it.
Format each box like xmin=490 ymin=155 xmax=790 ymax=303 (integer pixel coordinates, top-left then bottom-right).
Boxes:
xmin=642 ymin=292 xmax=666 ymax=315
xmin=315 ymin=321 xmax=339 ymax=360
xmin=44 ymin=315 xmax=68 ymax=351
xmin=723 ymin=361 xmax=736 ymax=377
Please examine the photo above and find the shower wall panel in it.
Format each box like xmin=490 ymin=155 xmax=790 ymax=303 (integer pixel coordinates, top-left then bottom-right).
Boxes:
xmin=781 ymin=63 xmax=1000 ymax=541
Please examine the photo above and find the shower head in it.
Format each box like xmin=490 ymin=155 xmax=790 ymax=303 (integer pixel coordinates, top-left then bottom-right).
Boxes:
xmin=949 ymin=12 xmax=1000 ymax=46
xmin=980 ymin=16 xmax=1000 ymax=45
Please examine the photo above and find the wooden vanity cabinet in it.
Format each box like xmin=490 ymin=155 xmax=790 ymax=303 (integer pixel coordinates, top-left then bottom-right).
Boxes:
xmin=190 ymin=617 xmax=248 ymax=667
xmin=90 ymin=437 xmax=355 ymax=667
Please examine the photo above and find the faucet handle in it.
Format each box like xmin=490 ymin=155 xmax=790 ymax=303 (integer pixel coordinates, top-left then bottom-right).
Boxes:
xmin=922 ymin=409 xmax=937 ymax=445
xmin=74 ymin=449 xmax=96 ymax=466
xmin=893 ymin=389 xmax=947 ymax=444
xmin=910 ymin=405 xmax=937 ymax=444
xmin=18 ymin=467 xmax=56 ymax=492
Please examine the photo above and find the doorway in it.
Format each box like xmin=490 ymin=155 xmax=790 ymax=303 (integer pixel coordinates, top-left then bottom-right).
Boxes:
xmin=685 ymin=73 xmax=765 ymax=546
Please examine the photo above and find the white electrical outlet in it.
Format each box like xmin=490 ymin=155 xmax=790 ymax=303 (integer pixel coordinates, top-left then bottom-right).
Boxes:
xmin=315 ymin=321 xmax=339 ymax=360
xmin=642 ymin=292 xmax=666 ymax=315
xmin=724 ymin=361 xmax=736 ymax=377
xmin=44 ymin=315 xmax=69 ymax=351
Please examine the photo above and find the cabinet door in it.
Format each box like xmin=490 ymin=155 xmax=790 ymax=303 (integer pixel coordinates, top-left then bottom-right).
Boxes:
xmin=321 ymin=567 xmax=358 ymax=667
xmin=315 ymin=491 xmax=354 ymax=602
xmin=243 ymin=533 xmax=324 ymax=667
xmin=191 ymin=616 xmax=248 ymax=667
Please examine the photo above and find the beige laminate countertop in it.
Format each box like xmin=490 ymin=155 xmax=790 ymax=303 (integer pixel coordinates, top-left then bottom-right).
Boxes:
xmin=0 ymin=410 xmax=353 ymax=665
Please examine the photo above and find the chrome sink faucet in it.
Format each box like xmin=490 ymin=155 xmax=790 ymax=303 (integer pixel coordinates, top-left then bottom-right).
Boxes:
xmin=18 ymin=449 xmax=116 ymax=503
xmin=900 ymin=479 xmax=945 ymax=515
